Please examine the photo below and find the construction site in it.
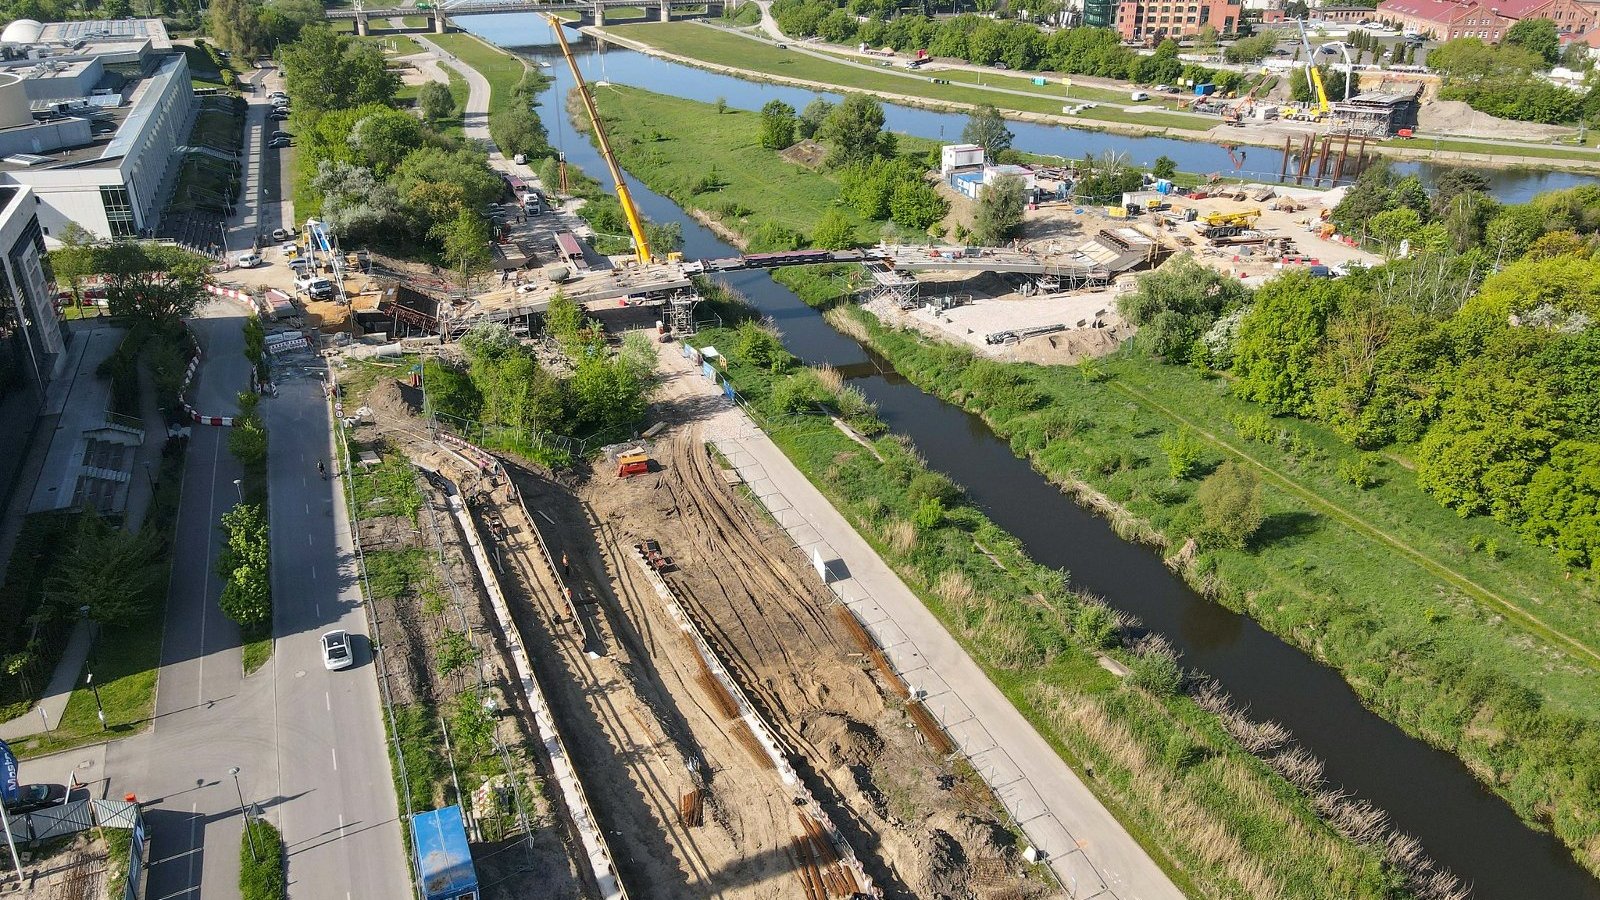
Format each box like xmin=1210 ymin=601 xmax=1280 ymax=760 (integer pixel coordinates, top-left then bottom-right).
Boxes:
xmin=338 ymin=338 xmax=1055 ymax=899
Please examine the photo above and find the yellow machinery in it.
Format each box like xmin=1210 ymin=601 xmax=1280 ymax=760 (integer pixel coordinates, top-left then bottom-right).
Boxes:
xmin=1279 ymin=19 xmax=1332 ymax=121
xmin=1201 ymin=209 xmax=1261 ymax=228
xmin=545 ymin=15 xmax=652 ymax=265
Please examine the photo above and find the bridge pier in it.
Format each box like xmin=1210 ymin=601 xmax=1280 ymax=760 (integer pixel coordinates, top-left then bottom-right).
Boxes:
xmin=354 ymin=11 xmax=369 ymax=36
xmin=432 ymin=10 xmax=448 ymax=32
xmin=592 ymin=1 xmax=606 ymax=25
xmin=658 ymin=1 xmax=670 ymax=22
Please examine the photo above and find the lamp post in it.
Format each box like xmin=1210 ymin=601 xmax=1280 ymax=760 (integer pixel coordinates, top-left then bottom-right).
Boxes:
xmin=86 ymin=672 xmax=105 ymax=731
xmin=230 ymin=767 xmax=258 ymax=862
xmin=233 ymin=479 xmax=243 ymax=503
xmin=143 ymin=460 xmax=155 ymax=492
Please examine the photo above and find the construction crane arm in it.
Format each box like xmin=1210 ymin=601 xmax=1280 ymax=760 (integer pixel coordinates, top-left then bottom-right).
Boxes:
xmin=1309 ymin=64 xmax=1330 ymax=116
xmin=545 ymin=15 xmax=652 ymax=264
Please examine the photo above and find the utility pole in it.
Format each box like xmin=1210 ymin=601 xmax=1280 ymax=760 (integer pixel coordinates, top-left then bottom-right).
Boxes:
xmin=230 ymin=767 xmax=258 ymax=862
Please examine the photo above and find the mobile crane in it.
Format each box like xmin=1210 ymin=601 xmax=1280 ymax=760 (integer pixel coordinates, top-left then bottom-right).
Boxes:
xmin=546 ymin=14 xmax=652 ymax=265
xmin=1280 ymin=19 xmax=1332 ymax=122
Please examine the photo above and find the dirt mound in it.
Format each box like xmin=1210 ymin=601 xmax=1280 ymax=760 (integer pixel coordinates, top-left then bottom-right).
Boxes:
xmin=780 ymin=139 xmax=828 ymax=169
xmin=801 ymin=712 xmax=884 ymax=768
xmin=366 ymin=377 xmax=424 ymax=422
xmin=1418 ymin=99 xmax=1570 ymax=142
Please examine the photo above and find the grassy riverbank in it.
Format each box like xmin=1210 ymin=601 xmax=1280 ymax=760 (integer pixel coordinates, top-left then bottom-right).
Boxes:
xmin=602 ymin=21 xmax=1600 ymax=169
xmin=603 ymin=22 xmax=1217 ymax=132
xmin=588 ymin=84 xmax=1600 ymax=878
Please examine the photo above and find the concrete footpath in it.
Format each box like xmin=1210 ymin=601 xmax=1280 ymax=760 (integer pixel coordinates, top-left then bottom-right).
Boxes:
xmin=662 ymin=349 xmax=1185 ymax=900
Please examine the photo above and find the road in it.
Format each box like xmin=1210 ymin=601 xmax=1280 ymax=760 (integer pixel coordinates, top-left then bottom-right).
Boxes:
xmin=225 ymin=62 xmax=296 ymax=254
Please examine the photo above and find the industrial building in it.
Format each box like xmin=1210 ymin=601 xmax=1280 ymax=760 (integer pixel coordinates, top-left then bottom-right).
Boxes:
xmin=1330 ymin=88 xmax=1423 ymax=136
xmin=0 ymin=19 xmax=193 ymax=243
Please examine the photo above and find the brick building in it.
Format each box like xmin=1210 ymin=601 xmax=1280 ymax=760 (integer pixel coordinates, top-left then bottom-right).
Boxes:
xmin=1376 ymin=0 xmax=1513 ymax=40
xmin=1492 ymin=0 xmax=1600 ymax=36
xmin=1114 ymin=0 xmax=1244 ymax=40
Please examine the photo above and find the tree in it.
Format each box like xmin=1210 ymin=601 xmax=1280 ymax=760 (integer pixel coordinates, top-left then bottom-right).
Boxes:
xmin=1430 ymin=169 xmax=1490 ymax=217
xmin=279 ymin=26 xmax=398 ymax=119
xmin=1505 ymin=17 xmax=1560 ymax=66
xmin=417 ymin=81 xmax=455 ymax=123
xmin=1119 ymin=254 xmax=1247 ymax=363
xmin=208 ymin=0 xmax=266 ymax=56
xmin=645 ymin=221 xmax=684 ymax=256
xmin=1519 ymin=440 xmax=1600 ymax=571
xmin=491 ymin=105 xmax=550 ymax=161
xmin=438 ymin=210 xmax=491 ymax=297
xmin=973 ymin=174 xmax=1025 ymax=245
xmin=1195 ymin=23 xmax=1219 ymax=53
xmin=797 ymin=98 xmax=834 ymax=139
xmin=49 ymin=227 xmax=99 ymax=314
xmin=395 ymin=147 xmax=503 ymax=236
xmin=758 ymin=99 xmax=798 ymax=150
xmin=347 ymin=107 xmax=425 ymax=176
xmin=1159 ymin=429 xmax=1206 ymax=480
xmin=1230 ymin=271 xmax=1344 ymax=415
xmin=313 ymin=161 xmax=403 ymax=240
xmin=100 ymin=243 xmax=209 ymax=329
xmin=961 ymin=104 xmax=1013 ymax=159
xmin=46 ymin=514 xmax=162 ymax=628
xmin=1195 ymin=461 xmax=1265 ymax=550
xmin=811 ymin=209 xmax=857 ymax=249
xmin=821 ymin=94 xmax=893 ymax=167
xmin=1224 ymin=32 xmax=1279 ymax=64
xmin=1151 ymin=155 xmax=1178 ymax=181
xmin=570 ymin=356 xmax=646 ymax=433
xmin=217 ymin=503 xmax=271 ymax=630
xmin=889 ymin=180 xmax=948 ymax=231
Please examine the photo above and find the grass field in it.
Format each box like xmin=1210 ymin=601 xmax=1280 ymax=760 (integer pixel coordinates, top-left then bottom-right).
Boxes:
xmin=426 ymin=32 xmax=528 ymax=121
xmin=606 ymin=23 xmax=1216 ymax=133
xmin=1385 ymin=134 xmax=1600 ymax=165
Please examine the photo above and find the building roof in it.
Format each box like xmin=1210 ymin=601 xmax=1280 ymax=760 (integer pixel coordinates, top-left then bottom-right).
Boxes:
xmin=1486 ymin=0 xmax=1554 ymax=18
xmin=1377 ymin=0 xmax=1483 ymax=21
xmin=36 ymin=19 xmax=170 ymax=52
xmin=0 ymin=51 xmax=183 ymax=173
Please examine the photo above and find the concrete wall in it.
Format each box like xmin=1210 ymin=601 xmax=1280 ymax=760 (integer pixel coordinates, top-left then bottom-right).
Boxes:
xmin=0 ymin=185 xmax=65 ymax=382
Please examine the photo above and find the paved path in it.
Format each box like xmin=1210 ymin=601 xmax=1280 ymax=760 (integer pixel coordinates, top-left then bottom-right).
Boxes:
xmin=656 ymin=349 xmax=1185 ymax=900
xmin=414 ymin=35 xmax=494 ymax=148
xmin=225 ymin=62 xmax=295 ymax=255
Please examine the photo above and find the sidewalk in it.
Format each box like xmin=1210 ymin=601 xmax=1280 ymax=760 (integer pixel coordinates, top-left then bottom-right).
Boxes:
xmin=659 ymin=350 xmax=1184 ymax=900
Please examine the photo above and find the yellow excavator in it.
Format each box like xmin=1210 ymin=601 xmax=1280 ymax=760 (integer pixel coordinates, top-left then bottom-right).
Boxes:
xmin=546 ymin=15 xmax=652 ymax=265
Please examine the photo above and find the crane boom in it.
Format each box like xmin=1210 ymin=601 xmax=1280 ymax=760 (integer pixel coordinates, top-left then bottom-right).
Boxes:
xmin=545 ymin=15 xmax=651 ymax=264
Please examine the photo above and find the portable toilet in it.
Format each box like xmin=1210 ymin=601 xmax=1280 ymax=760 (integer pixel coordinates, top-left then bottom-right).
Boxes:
xmin=412 ymin=806 xmax=478 ymax=900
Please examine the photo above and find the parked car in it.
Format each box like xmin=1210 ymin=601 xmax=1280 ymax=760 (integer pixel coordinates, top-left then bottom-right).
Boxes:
xmin=271 ymin=227 xmax=294 ymax=242
xmin=267 ymin=90 xmax=288 ymax=102
xmin=4 ymin=783 xmax=67 ymax=815
xmin=1154 ymin=83 xmax=1172 ymax=92
xmin=307 ymin=278 xmax=335 ymax=300
xmin=235 ymin=252 xmax=262 ymax=268
xmin=268 ymin=108 xmax=290 ymax=121
xmin=268 ymin=135 xmax=293 ymax=148
xmin=322 ymin=630 xmax=353 ymax=670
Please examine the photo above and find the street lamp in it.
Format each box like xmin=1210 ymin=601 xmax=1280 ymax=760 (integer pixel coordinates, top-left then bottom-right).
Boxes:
xmin=143 ymin=460 xmax=155 ymax=492
xmin=86 ymin=672 xmax=105 ymax=731
xmin=233 ymin=479 xmax=243 ymax=502
xmin=230 ymin=767 xmax=258 ymax=862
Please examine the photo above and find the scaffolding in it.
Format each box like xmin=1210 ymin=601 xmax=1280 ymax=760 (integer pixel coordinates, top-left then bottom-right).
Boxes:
xmin=861 ymin=261 xmax=920 ymax=308
xmin=664 ymin=291 xmax=703 ymax=336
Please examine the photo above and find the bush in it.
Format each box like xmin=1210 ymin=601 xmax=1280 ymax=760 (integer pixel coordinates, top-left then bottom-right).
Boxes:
xmin=1195 ymin=461 xmax=1265 ymax=550
xmin=240 ymin=820 xmax=285 ymax=900
xmin=912 ymin=497 xmax=945 ymax=531
xmin=1159 ymin=428 xmax=1206 ymax=480
xmin=1128 ymin=645 xmax=1184 ymax=696
xmin=1073 ymin=603 xmax=1119 ymax=649
xmin=1337 ymin=455 xmax=1380 ymax=489
xmin=906 ymin=472 xmax=962 ymax=508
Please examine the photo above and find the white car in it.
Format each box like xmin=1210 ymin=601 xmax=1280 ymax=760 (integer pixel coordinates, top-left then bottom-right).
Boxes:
xmin=267 ymin=90 xmax=288 ymax=102
xmin=271 ymin=227 xmax=294 ymax=242
xmin=321 ymin=630 xmax=353 ymax=670
xmin=236 ymin=252 xmax=262 ymax=268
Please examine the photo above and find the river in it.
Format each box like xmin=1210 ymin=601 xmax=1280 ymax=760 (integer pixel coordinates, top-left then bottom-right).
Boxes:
xmin=458 ymin=15 xmax=1600 ymax=898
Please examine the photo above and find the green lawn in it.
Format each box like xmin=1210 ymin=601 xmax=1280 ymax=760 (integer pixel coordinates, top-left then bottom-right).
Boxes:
xmin=590 ymin=85 xmax=874 ymax=239
xmin=813 ymin=46 xmax=1132 ymax=105
xmin=426 ymin=32 xmax=527 ymax=120
xmin=1386 ymin=135 xmax=1600 ymax=165
xmin=402 ymin=15 xmax=429 ymax=27
xmin=16 ymin=617 xmax=163 ymax=759
xmin=242 ymin=629 xmax=272 ymax=676
xmin=606 ymin=23 xmax=1217 ymax=133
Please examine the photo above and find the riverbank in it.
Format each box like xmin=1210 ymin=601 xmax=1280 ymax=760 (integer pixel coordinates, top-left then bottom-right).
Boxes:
xmin=590 ymin=21 xmax=1600 ymax=174
xmin=580 ymin=83 xmax=1600 ymax=888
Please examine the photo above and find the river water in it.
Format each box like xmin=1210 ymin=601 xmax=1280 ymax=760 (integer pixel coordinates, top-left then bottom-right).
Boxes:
xmin=458 ymin=15 xmax=1600 ymax=897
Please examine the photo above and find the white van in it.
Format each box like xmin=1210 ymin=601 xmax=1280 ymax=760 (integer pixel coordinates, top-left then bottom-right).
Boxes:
xmin=1130 ymin=90 xmax=1150 ymax=101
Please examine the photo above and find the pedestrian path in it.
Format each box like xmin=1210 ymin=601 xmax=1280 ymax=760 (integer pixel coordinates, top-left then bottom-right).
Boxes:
xmin=655 ymin=351 xmax=1184 ymax=900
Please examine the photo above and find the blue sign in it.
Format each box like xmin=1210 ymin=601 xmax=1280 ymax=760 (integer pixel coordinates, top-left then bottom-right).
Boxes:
xmin=0 ymin=739 xmax=18 ymax=805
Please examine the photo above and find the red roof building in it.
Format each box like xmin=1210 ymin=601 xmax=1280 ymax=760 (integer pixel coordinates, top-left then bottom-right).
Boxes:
xmin=1490 ymin=0 xmax=1600 ymax=35
xmin=1377 ymin=0 xmax=1514 ymax=40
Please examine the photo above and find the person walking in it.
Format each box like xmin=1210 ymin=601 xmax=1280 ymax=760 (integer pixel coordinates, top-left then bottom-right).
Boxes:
xmin=317 ymin=460 xmax=326 ymax=479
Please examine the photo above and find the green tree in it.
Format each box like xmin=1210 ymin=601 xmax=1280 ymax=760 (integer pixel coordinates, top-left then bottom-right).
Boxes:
xmin=1195 ymin=461 xmax=1265 ymax=550
xmin=438 ymin=210 xmax=491 ymax=297
xmin=100 ymin=243 xmax=209 ymax=329
xmin=1151 ymin=155 xmax=1178 ymax=181
xmin=1505 ymin=17 xmax=1560 ymax=65
xmin=821 ymin=94 xmax=893 ymax=167
xmin=1159 ymin=428 xmax=1206 ymax=480
xmin=416 ymin=81 xmax=455 ymax=123
xmin=797 ymin=98 xmax=834 ymax=139
xmin=279 ymin=26 xmax=398 ymax=119
xmin=217 ymin=503 xmax=271 ymax=630
xmin=313 ymin=161 xmax=403 ymax=241
xmin=348 ymin=107 xmax=425 ymax=176
xmin=758 ymin=99 xmax=798 ymax=150
xmin=570 ymin=356 xmax=646 ymax=433
xmin=1519 ymin=441 xmax=1600 ymax=572
xmin=1119 ymin=254 xmax=1247 ymax=363
xmin=889 ymin=180 xmax=948 ymax=231
xmin=960 ymin=104 xmax=1013 ymax=158
xmin=544 ymin=294 xmax=585 ymax=345
xmin=973 ymin=174 xmax=1025 ymax=245
xmin=48 ymin=226 xmax=99 ymax=314
xmin=46 ymin=514 xmax=162 ymax=628
xmin=1230 ymin=271 xmax=1344 ymax=415
xmin=491 ymin=105 xmax=550 ymax=161
xmin=811 ymin=209 xmax=857 ymax=249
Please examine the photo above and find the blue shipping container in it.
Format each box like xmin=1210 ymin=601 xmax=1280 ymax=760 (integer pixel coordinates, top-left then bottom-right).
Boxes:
xmin=1193 ymin=84 xmax=1215 ymax=96
xmin=413 ymin=806 xmax=479 ymax=900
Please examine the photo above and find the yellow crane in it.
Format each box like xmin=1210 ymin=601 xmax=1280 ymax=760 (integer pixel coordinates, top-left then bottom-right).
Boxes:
xmin=545 ymin=14 xmax=652 ymax=265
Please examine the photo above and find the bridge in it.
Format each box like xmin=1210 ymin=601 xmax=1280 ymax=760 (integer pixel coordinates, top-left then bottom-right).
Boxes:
xmin=329 ymin=0 xmax=727 ymax=35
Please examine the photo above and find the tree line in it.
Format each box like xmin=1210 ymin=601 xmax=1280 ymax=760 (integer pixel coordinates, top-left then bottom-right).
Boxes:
xmin=1121 ymin=170 xmax=1600 ymax=573
xmin=1428 ymin=26 xmax=1599 ymax=125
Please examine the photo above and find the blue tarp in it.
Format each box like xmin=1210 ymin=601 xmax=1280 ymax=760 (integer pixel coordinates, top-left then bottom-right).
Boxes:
xmin=412 ymin=806 xmax=478 ymax=900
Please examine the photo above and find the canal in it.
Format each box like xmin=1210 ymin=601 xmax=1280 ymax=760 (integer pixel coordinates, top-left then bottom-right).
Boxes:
xmin=461 ymin=16 xmax=1600 ymax=897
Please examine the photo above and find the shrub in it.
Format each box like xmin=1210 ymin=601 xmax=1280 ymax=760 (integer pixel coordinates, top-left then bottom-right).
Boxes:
xmin=1195 ymin=461 xmax=1265 ymax=550
xmin=1128 ymin=645 xmax=1184 ymax=696
xmin=240 ymin=820 xmax=285 ymax=900
xmin=1337 ymin=455 xmax=1380 ymax=489
xmin=906 ymin=472 xmax=962 ymax=508
xmin=1073 ymin=603 xmax=1119 ymax=649
xmin=1159 ymin=428 xmax=1206 ymax=480
xmin=912 ymin=497 xmax=945 ymax=531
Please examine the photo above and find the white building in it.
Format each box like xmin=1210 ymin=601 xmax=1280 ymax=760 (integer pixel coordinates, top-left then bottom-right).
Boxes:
xmin=0 ymin=184 xmax=64 ymax=386
xmin=0 ymin=19 xmax=193 ymax=243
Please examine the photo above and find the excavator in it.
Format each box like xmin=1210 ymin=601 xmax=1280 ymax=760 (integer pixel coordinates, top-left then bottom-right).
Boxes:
xmin=545 ymin=14 xmax=653 ymax=265
xmin=1280 ymin=19 xmax=1332 ymax=123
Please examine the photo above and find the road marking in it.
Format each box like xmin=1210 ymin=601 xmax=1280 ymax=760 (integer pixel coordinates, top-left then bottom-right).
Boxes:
xmin=338 ymin=814 xmax=346 ymax=839
xmin=310 ymin=564 xmax=317 ymax=581
xmin=331 ymin=747 xmax=338 ymax=770
xmin=326 ymin=692 xmax=331 ymax=711
xmin=305 ymin=503 xmax=310 ymax=514
xmin=186 ymin=803 xmax=199 ymax=888
xmin=308 ymin=534 xmax=313 ymax=546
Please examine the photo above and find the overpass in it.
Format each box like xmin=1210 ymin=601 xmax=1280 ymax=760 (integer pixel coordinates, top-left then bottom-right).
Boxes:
xmin=329 ymin=0 xmax=726 ymax=35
